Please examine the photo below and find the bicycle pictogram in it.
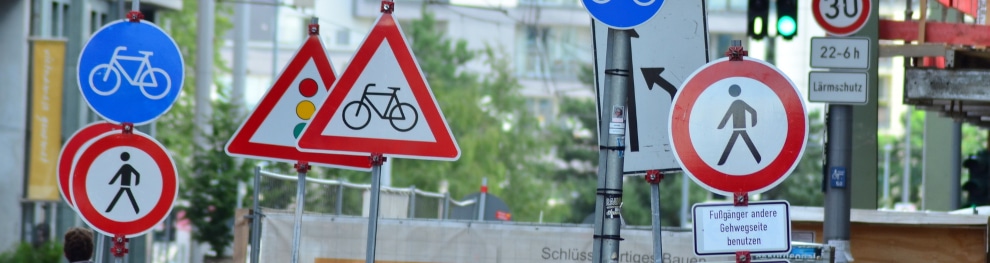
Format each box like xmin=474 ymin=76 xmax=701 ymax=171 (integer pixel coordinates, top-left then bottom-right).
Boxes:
xmin=88 ymin=46 xmax=172 ymax=100
xmin=342 ymin=83 xmax=419 ymax=132
xmin=591 ymin=0 xmax=656 ymax=7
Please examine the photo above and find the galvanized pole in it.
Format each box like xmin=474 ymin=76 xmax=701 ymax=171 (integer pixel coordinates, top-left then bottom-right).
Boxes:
xmin=95 ymin=234 xmax=105 ymax=263
xmin=883 ymin=144 xmax=892 ymax=206
xmin=592 ymin=28 xmax=631 ymax=263
xmin=251 ymin=166 xmax=262 ymax=263
xmin=366 ymin=154 xmax=386 ymax=263
xmin=195 ymin=0 xmax=214 ymax=148
xmin=232 ymin=0 xmax=249 ymax=110
xmin=645 ymin=171 xmax=663 ymax=263
xmin=823 ymin=105 xmax=852 ymax=261
xmin=291 ymin=162 xmax=309 ymax=263
xmin=271 ymin=0 xmax=281 ymax=82
xmin=680 ymin=174 xmax=688 ymax=227
xmin=477 ymin=177 xmax=487 ymax=221
xmin=902 ymin=107 xmax=912 ymax=204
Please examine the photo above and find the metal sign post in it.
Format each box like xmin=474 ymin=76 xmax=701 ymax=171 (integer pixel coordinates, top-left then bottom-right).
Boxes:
xmin=645 ymin=171 xmax=663 ymax=263
xmin=593 ymin=28 xmax=632 ymax=263
xmin=291 ymin=162 xmax=310 ymax=263
xmin=366 ymin=154 xmax=386 ymax=263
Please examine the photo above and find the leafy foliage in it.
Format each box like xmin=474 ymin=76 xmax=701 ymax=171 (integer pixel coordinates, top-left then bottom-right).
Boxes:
xmin=157 ymin=0 xmax=252 ymax=258
xmin=180 ymin=88 xmax=255 ymax=257
xmin=0 ymin=242 xmax=63 ymax=263
xmin=762 ymin=110 xmax=825 ymax=206
xmin=876 ymin=110 xmax=987 ymax=209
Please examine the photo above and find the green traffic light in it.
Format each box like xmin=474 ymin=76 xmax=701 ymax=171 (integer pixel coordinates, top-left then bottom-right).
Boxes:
xmin=753 ymin=17 xmax=764 ymax=35
xmin=777 ymin=16 xmax=796 ymax=37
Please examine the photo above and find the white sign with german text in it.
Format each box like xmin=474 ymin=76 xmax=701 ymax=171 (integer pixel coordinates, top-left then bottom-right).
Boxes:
xmin=809 ymin=71 xmax=868 ymax=105
xmin=810 ymin=37 xmax=870 ymax=69
xmin=693 ymin=201 xmax=791 ymax=255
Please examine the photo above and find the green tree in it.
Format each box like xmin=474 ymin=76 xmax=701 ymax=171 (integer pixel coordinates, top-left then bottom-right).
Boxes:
xmin=762 ymin=110 xmax=826 ymax=206
xmin=877 ymin=110 xmax=987 ymax=209
xmin=321 ymin=9 xmax=557 ymax=222
xmin=157 ymin=0 xmax=252 ymax=258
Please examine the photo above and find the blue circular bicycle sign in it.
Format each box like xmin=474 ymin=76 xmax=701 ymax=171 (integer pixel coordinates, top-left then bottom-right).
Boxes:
xmin=584 ymin=0 xmax=665 ymax=29
xmin=77 ymin=20 xmax=183 ymax=125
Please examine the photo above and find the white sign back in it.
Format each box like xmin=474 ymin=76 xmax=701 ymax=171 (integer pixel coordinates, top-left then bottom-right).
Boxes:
xmin=592 ymin=0 xmax=709 ymax=174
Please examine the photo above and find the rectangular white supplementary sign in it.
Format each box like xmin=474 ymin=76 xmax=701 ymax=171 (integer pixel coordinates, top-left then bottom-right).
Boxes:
xmin=693 ymin=201 xmax=791 ymax=256
xmin=810 ymin=37 xmax=870 ymax=69
xmin=808 ymin=71 xmax=868 ymax=105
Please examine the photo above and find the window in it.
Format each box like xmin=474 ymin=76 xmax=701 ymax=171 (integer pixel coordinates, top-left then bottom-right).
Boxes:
xmin=516 ymin=25 xmax=592 ymax=81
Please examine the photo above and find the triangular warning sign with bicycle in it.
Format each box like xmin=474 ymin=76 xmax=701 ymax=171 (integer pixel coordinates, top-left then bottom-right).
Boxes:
xmin=225 ymin=35 xmax=371 ymax=170
xmin=297 ymin=13 xmax=460 ymax=161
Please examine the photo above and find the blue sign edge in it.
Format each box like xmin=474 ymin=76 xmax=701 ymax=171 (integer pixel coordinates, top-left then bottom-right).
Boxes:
xmin=584 ymin=0 xmax=666 ymax=29
xmin=76 ymin=19 xmax=184 ymax=126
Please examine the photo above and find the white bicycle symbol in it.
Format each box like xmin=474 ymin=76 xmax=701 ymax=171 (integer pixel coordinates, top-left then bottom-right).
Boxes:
xmin=592 ymin=0 xmax=656 ymax=7
xmin=88 ymin=46 xmax=172 ymax=100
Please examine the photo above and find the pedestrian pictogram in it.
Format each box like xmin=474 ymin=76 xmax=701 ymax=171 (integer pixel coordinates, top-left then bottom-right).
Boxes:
xmin=225 ymin=35 xmax=372 ymax=170
xmin=717 ymin=84 xmax=760 ymax=166
xmin=70 ymin=129 xmax=177 ymax=237
xmin=106 ymin=152 xmax=141 ymax=213
xmin=669 ymin=56 xmax=807 ymax=196
xmin=297 ymin=13 xmax=460 ymax=161
xmin=77 ymin=20 xmax=183 ymax=125
xmin=58 ymin=122 xmax=121 ymax=207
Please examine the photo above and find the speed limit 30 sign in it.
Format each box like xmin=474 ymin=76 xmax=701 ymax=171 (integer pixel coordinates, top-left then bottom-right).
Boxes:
xmin=813 ymin=0 xmax=871 ymax=36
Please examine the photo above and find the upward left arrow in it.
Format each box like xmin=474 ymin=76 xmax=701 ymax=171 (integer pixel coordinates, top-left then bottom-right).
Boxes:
xmin=641 ymin=67 xmax=677 ymax=100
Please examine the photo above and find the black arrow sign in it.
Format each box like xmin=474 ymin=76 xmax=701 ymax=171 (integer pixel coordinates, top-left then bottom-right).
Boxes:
xmin=640 ymin=67 xmax=677 ymax=100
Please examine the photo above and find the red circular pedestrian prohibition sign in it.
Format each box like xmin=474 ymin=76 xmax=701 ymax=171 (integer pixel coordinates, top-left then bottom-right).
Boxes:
xmin=57 ymin=122 xmax=120 ymax=207
xmin=669 ymin=57 xmax=807 ymax=196
xmin=813 ymin=0 xmax=871 ymax=36
xmin=71 ymin=131 xmax=177 ymax=237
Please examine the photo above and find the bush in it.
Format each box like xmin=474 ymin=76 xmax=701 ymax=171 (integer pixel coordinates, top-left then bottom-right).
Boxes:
xmin=0 ymin=242 xmax=64 ymax=263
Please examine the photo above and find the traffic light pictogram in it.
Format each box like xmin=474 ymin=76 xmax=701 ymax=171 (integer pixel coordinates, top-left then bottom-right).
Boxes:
xmin=294 ymin=78 xmax=318 ymax=138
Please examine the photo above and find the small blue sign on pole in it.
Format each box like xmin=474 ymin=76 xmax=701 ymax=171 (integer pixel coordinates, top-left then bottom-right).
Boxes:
xmin=830 ymin=167 xmax=847 ymax=188
xmin=583 ymin=0 xmax=665 ymax=29
xmin=77 ymin=19 xmax=183 ymax=125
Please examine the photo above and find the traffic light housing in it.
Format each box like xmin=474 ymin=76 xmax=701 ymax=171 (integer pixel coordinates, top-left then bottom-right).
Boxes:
xmin=776 ymin=0 xmax=798 ymax=40
xmin=963 ymin=150 xmax=990 ymax=207
xmin=747 ymin=0 xmax=769 ymax=40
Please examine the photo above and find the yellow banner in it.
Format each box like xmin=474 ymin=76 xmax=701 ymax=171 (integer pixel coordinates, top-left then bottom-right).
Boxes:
xmin=27 ymin=39 xmax=65 ymax=201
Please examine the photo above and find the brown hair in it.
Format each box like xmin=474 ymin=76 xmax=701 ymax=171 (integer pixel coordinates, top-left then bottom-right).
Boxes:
xmin=63 ymin=227 xmax=94 ymax=262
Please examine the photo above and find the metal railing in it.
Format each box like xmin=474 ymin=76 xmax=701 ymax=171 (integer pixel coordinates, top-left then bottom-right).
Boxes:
xmin=247 ymin=166 xmax=480 ymax=263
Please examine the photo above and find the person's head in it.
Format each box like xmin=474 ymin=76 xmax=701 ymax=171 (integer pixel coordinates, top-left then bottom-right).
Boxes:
xmin=63 ymin=227 xmax=94 ymax=262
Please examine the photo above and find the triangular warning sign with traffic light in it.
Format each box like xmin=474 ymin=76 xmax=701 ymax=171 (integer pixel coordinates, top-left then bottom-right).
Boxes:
xmin=296 ymin=13 xmax=460 ymax=161
xmin=225 ymin=35 xmax=371 ymax=170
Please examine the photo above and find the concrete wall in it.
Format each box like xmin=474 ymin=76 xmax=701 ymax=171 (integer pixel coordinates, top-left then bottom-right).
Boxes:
xmin=0 ymin=0 xmax=30 ymax=251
